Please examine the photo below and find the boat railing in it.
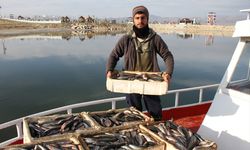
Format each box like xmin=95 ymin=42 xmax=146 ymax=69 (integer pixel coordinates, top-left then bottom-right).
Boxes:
xmin=0 ymin=83 xmax=219 ymax=147
xmin=168 ymin=84 xmax=219 ymax=107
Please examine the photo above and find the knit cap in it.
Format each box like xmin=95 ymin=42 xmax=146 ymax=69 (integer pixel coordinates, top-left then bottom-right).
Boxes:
xmin=132 ymin=6 xmax=149 ymax=19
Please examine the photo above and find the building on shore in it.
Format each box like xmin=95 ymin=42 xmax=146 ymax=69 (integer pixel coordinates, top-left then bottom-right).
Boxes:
xmin=179 ymin=18 xmax=193 ymax=24
xmin=207 ymin=12 xmax=216 ymax=25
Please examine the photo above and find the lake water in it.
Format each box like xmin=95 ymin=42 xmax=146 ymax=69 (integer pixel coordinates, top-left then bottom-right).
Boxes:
xmin=0 ymin=32 xmax=238 ymax=124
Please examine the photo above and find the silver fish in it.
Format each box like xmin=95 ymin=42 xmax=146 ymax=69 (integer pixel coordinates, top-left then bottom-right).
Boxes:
xmin=128 ymin=144 xmax=143 ymax=150
xmin=187 ymin=135 xmax=199 ymax=150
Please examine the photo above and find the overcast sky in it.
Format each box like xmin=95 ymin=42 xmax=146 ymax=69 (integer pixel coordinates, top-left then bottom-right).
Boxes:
xmin=0 ymin=0 xmax=249 ymax=18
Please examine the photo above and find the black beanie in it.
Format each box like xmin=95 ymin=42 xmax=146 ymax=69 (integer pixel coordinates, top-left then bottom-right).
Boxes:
xmin=132 ymin=6 xmax=149 ymax=19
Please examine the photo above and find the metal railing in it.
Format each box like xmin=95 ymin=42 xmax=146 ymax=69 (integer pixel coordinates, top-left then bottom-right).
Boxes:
xmin=0 ymin=83 xmax=219 ymax=147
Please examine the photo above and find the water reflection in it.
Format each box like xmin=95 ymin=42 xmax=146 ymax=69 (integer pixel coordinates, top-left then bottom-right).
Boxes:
xmin=176 ymin=32 xmax=194 ymax=39
xmin=0 ymin=31 xmax=125 ymax=58
xmin=175 ymin=33 xmax=215 ymax=47
xmin=0 ymin=30 xmax=125 ymax=42
xmin=0 ymin=32 xmax=238 ymax=123
xmin=205 ymin=35 xmax=214 ymax=46
xmin=2 ymin=40 xmax=7 ymax=55
xmin=61 ymin=30 xmax=106 ymax=41
xmin=0 ymin=31 xmax=215 ymax=49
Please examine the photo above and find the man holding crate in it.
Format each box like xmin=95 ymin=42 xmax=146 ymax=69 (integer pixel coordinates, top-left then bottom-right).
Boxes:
xmin=106 ymin=5 xmax=174 ymax=121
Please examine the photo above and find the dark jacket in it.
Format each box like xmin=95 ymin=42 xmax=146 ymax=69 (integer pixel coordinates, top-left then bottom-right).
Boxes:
xmin=106 ymin=29 xmax=174 ymax=76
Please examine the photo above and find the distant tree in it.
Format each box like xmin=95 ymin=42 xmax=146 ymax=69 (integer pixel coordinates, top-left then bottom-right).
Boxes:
xmin=61 ymin=16 xmax=65 ymax=22
xmin=17 ymin=15 xmax=24 ymax=20
xmin=65 ymin=16 xmax=70 ymax=23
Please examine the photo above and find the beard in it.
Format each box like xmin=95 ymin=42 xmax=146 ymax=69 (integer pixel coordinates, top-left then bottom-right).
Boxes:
xmin=133 ymin=24 xmax=149 ymax=38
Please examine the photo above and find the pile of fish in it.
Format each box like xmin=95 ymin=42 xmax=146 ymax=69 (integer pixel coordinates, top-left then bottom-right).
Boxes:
xmin=147 ymin=121 xmax=215 ymax=150
xmin=5 ymin=140 xmax=80 ymax=150
xmin=80 ymin=129 xmax=157 ymax=150
xmin=28 ymin=115 xmax=91 ymax=138
xmin=90 ymin=109 xmax=145 ymax=127
xmin=112 ymin=72 xmax=164 ymax=82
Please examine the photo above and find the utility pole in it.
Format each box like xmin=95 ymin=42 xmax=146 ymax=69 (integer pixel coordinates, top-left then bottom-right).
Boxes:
xmin=0 ymin=5 xmax=2 ymax=18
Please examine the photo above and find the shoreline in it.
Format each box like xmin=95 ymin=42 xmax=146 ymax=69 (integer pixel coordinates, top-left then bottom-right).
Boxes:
xmin=0 ymin=18 xmax=235 ymax=37
xmin=0 ymin=24 xmax=235 ymax=38
xmin=150 ymin=24 xmax=234 ymax=37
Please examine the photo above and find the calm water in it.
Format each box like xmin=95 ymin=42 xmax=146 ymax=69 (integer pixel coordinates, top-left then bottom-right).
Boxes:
xmin=0 ymin=33 xmax=238 ymax=124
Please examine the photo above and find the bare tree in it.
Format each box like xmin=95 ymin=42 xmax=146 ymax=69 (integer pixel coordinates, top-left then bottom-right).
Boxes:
xmin=18 ymin=15 xmax=24 ymax=20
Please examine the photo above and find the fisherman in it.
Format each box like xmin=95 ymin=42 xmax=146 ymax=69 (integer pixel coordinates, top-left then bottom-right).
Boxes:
xmin=106 ymin=5 xmax=174 ymax=121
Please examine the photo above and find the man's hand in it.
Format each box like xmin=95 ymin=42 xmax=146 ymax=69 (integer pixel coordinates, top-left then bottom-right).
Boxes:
xmin=162 ymin=72 xmax=171 ymax=84
xmin=107 ymin=71 xmax=112 ymax=78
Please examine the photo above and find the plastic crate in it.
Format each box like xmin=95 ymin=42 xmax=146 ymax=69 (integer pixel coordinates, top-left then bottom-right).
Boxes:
xmin=106 ymin=71 xmax=168 ymax=95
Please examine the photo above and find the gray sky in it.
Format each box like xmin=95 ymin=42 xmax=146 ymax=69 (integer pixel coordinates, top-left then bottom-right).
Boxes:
xmin=0 ymin=0 xmax=250 ymax=18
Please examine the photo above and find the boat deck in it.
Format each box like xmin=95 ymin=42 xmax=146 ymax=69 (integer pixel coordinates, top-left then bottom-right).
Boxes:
xmin=228 ymin=81 xmax=250 ymax=94
xmin=162 ymin=102 xmax=211 ymax=133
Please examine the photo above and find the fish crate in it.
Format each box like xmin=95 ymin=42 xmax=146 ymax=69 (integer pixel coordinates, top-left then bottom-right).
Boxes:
xmin=78 ymin=107 xmax=154 ymax=133
xmin=23 ymin=113 xmax=99 ymax=143
xmin=140 ymin=121 xmax=217 ymax=150
xmin=106 ymin=71 xmax=168 ymax=95
xmin=4 ymin=134 xmax=85 ymax=150
xmin=77 ymin=125 xmax=165 ymax=150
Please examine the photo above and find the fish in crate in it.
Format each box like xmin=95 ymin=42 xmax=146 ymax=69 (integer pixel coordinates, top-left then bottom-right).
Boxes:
xmin=3 ymin=136 xmax=84 ymax=150
xmin=83 ymin=107 xmax=153 ymax=128
xmin=142 ymin=121 xmax=217 ymax=150
xmin=78 ymin=127 xmax=165 ymax=150
xmin=23 ymin=113 xmax=95 ymax=143
xmin=106 ymin=71 xmax=168 ymax=95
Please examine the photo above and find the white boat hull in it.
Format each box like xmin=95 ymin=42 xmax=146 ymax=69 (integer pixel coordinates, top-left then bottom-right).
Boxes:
xmin=198 ymin=90 xmax=250 ymax=150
